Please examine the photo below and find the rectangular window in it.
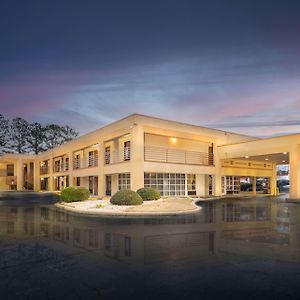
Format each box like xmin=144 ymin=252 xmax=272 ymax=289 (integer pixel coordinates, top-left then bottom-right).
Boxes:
xmin=76 ymin=177 xmax=80 ymax=186
xmin=124 ymin=141 xmax=131 ymax=161
xmin=144 ymin=173 xmax=188 ymax=196
xmin=6 ymin=164 xmax=14 ymax=176
xmin=74 ymin=154 xmax=80 ymax=169
xmin=118 ymin=173 xmax=131 ymax=190
xmin=105 ymin=147 xmax=111 ymax=164
xmin=187 ymin=174 xmax=196 ymax=195
xmin=65 ymin=157 xmax=69 ymax=171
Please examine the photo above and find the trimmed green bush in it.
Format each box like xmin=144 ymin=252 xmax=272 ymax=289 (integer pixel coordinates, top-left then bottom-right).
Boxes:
xmin=60 ymin=187 xmax=90 ymax=202
xmin=137 ymin=187 xmax=160 ymax=201
xmin=110 ymin=190 xmax=143 ymax=206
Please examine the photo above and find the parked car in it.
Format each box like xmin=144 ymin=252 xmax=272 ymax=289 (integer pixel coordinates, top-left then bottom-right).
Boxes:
xmin=277 ymin=179 xmax=290 ymax=192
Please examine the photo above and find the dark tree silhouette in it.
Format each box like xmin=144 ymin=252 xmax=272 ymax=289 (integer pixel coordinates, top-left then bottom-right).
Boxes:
xmin=0 ymin=114 xmax=9 ymax=153
xmin=27 ymin=122 xmax=46 ymax=154
xmin=9 ymin=117 xmax=30 ymax=153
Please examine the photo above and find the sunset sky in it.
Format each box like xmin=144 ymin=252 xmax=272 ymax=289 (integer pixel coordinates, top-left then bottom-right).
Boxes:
xmin=1 ymin=0 xmax=300 ymax=137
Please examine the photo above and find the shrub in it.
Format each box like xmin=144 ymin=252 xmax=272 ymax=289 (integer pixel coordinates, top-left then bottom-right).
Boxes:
xmin=110 ymin=190 xmax=143 ymax=206
xmin=60 ymin=187 xmax=90 ymax=202
xmin=137 ymin=187 xmax=160 ymax=201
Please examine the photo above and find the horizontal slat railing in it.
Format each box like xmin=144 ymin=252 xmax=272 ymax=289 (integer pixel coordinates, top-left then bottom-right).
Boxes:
xmin=105 ymin=147 xmax=131 ymax=164
xmin=144 ymin=146 xmax=213 ymax=166
xmin=53 ymin=163 xmax=69 ymax=173
xmin=40 ymin=166 xmax=49 ymax=175
xmin=73 ymin=156 xmax=98 ymax=169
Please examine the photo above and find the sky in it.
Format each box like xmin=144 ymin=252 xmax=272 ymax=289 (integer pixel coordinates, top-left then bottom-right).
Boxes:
xmin=1 ymin=0 xmax=300 ymax=137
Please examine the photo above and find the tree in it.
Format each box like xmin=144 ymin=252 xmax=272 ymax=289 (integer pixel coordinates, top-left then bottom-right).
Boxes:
xmin=44 ymin=124 xmax=63 ymax=149
xmin=61 ymin=125 xmax=79 ymax=142
xmin=27 ymin=122 xmax=46 ymax=154
xmin=44 ymin=124 xmax=79 ymax=149
xmin=9 ymin=117 xmax=30 ymax=153
xmin=0 ymin=114 xmax=9 ymax=153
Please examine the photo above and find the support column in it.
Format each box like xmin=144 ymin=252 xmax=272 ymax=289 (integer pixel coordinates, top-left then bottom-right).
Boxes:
xmin=213 ymin=143 xmax=222 ymax=196
xmin=270 ymin=163 xmax=277 ymax=195
xmin=97 ymin=141 xmax=105 ymax=198
xmin=69 ymin=152 xmax=74 ymax=187
xmin=48 ymin=158 xmax=54 ymax=191
xmin=130 ymin=123 xmax=144 ymax=191
xmin=289 ymin=145 xmax=300 ymax=200
xmin=16 ymin=159 xmax=23 ymax=191
xmin=33 ymin=161 xmax=39 ymax=191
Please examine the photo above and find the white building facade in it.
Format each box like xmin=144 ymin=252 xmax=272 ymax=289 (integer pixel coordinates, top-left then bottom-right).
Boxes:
xmin=1 ymin=114 xmax=297 ymax=199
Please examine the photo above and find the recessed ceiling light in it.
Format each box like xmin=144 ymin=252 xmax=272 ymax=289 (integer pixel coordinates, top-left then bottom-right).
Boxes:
xmin=245 ymin=156 xmax=249 ymax=158
xmin=283 ymin=152 xmax=287 ymax=155
xmin=282 ymin=160 xmax=286 ymax=163
xmin=265 ymin=158 xmax=269 ymax=161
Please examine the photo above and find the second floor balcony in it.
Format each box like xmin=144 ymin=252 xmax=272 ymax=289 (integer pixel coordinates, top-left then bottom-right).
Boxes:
xmin=40 ymin=166 xmax=49 ymax=175
xmin=105 ymin=146 xmax=131 ymax=164
xmin=73 ymin=156 xmax=98 ymax=169
xmin=144 ymin=146 xmax=214 ymax=166
xmin=53 ymin=163 xmax=69 ymax=173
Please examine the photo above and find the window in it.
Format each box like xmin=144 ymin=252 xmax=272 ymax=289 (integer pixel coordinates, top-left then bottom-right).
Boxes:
xmin=118 ymin=173 xmax=131 ymax=190
xmin=65 ymin=157 xmax=69 ymax=171
xmin=6 ymin=164 xmax=14 ymax=176
xmin=187 ymin=174 xmax=196 ymax=195
xmin=124 ymin=141 xmax=131 ymax=161
xmin=76 ymin=177 xmax=80 ymax=186
xmin=144 ymin=173 xmax=187 ymax=196
xmin=74 ymin=154 xmax=80 ymax=169
xmin=105 ymin=146 xmax=111 ymax=164
xmin=88 ymin=150 xmax=98 ymax=167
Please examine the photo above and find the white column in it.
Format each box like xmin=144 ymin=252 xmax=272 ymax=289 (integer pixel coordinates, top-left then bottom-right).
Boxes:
xmin=270 ymin=163 xmax=277 ymax=195
xmin=213 ymin=143 xmax=222 ymax=196
xmin=97 ymin=141 xmax=105 ymax=198
xmin=68 ymin=152 xmax=74 ymax=187
xmin=16 ymin=159 xmax=23 ymax=191
xmin=289 ymin=145 xmax=300 ymax=200
xmin=48 ymin=158 xmax=54 ymax=191
xmin=196 ymin=174 xmax=206 ymax=196
xmin=130 ymin=124 xmax=144 ymax=191
xmin=33 ymin=161 xmax=39 ymax=191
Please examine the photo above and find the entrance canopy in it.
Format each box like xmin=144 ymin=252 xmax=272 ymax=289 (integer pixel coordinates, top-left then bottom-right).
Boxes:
xmin=218 ymin=133 xmax=300 ymax=199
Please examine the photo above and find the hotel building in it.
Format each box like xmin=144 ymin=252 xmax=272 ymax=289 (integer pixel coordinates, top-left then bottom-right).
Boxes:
xmin=0 ymin=114 xmax=298 ymax=199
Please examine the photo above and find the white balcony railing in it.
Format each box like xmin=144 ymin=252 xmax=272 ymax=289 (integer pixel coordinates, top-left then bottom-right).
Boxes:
xmin=144 ymin=146 xmax=214 ymax=166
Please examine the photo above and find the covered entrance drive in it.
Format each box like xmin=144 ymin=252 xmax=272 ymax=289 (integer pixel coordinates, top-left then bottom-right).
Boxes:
xmin=218 ymin=134 xmax=300 ymax=199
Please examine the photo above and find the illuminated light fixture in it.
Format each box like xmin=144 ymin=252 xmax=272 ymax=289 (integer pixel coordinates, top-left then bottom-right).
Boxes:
xmin=265 ymin=158 xmax=269 ymax=161
xmin=171 ymin=137 xmax=177 ymax=144
xmin=91 ymin=144 xmax=98 ymax=148
xmin=54 ymin=176 xmax=57 ymax=179
xmin=283 ymin=152 xmax=287 ymax=155
xmin=282 ymin=160 xmax=286 ymax=163
xmin=245 ymin=156 xmax=249 ymax=159
xmin=41 ymin=178 xmax=44 ymax=181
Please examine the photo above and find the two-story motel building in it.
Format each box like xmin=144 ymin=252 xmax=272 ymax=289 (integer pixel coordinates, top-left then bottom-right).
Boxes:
xmin=0 ymin=114 xmax=299 ymax=199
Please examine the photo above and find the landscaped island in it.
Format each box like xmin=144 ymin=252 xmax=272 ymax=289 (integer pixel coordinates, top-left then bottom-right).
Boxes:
xmin=56 ymin=187 xmax=200 ymax=215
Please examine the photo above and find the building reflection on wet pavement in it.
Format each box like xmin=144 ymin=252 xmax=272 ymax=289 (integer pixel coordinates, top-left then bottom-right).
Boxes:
xmin=1 ymin=194 xmax=300 ymax=299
